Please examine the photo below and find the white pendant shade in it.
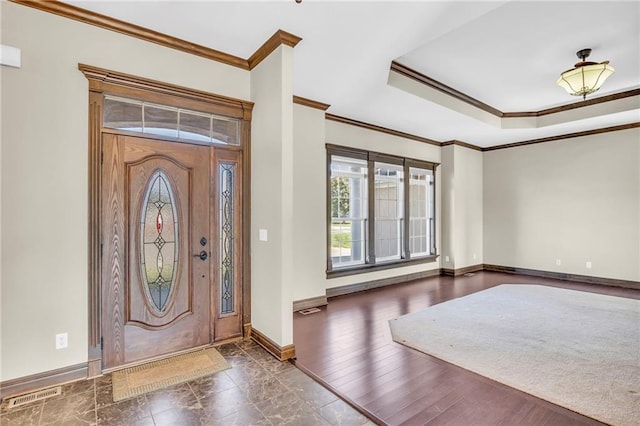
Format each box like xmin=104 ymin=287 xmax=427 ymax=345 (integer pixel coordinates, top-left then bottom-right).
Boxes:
xmin=556 ymin=61 xmax=615 ymax=98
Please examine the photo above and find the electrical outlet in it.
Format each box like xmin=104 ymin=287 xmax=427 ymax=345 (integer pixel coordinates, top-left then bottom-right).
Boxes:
xmin=445 ymin=256 xmax=450 ymax=262
xmin=555 ymin=259 xmax=561 ymax=266
xmin=55 ymin=333 xmax=68 ymax=349
xmin=473 ymin=253 xmax=477 ymax=260
xmin=586 ymin=261 xmax=592 ymax=269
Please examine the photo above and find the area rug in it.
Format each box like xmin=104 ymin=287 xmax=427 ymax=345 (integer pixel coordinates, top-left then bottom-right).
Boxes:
xmin=112 ymin=347 xmax=230 ymax=402
xmin=389 ymin=284 xmax=640 ymax=426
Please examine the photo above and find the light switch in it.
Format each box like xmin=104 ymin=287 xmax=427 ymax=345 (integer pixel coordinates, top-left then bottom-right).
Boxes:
xmin=0 ymin=45 xmax=21 ymax=68
xmin=259 ymin=229 xmax=268 ymax=241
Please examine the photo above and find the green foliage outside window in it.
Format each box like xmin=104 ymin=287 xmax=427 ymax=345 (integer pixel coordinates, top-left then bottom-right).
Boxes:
xmin=331 ymin=177 xmax=350 ymax=218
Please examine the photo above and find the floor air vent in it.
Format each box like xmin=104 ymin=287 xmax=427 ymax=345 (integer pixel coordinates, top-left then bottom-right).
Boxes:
xmin=298 ymin=307 xmax=321 ymax=315
xmin=6 ymin=386 xmax=61 ymax=408
xmin=464 ymin=273 xmax=476 ymax=277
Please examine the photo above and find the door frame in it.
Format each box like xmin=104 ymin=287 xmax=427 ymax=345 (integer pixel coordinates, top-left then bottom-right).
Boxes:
xmin=80 ymin=64 xmax=254 ymax=376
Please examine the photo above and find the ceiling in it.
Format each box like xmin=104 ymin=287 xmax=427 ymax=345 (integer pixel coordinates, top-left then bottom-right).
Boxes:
xmin=64 ymin=0 xmax=640 ymax=148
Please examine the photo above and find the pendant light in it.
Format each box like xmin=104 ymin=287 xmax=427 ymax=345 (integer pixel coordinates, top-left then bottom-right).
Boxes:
xmin=556 ymin=48 xmax=614 ymax=100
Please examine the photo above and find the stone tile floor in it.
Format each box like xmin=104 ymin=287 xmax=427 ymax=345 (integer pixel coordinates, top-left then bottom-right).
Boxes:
xmin=0 ymin=340 xmax=375 ymax=426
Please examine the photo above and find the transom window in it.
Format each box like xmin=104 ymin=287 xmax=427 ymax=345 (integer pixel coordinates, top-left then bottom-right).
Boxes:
xmin=327 ymin=145 xmax=437 ymax=276
xmin=104 ymin=95 xmax=240 ymax=145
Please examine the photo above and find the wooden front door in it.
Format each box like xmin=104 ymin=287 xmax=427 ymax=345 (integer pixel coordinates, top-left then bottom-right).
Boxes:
xmin=102 ymin=134 xmax=211 ymax=369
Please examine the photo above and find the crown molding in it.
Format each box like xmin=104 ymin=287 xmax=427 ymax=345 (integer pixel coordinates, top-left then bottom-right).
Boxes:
xmin=293 ymin=96 xmax=331 ymax=111
xmin=390 ymin=60 xmax=640 ymax=121
xmin=503 ymin=88 xmax=640 ymax=118
xmin=482 ymin=122 xmax=640 ymax=152
xmin=248 ymin=30 xmax=302 ymax=70
xmin=441 ymin=140 xmax=483 ymax=152
xmin=10 ymin=1 xmax=303 ymax=72
xmin=391 ymin=61 xmax=502 ymax=117
xmin=325 ymin=113 xmax=441 ymax=147
xmin=9 ymin=0 xmax=250 ymax=70
xmin=326 ymin=114 xmax=638 ymax=153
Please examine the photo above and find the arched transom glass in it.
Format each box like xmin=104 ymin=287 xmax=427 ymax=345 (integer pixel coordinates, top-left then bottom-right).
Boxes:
xmin=140 ymin=170 xmax=179 ymax=313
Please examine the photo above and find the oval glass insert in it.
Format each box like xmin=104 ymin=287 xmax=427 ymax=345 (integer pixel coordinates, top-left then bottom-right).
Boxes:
xmin=140 ymin=170 xmax=178 ymax=313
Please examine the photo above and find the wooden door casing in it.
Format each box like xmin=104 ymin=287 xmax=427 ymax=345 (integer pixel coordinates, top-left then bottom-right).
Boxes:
xmin=83 ymin=67 xmax=253 ymax=376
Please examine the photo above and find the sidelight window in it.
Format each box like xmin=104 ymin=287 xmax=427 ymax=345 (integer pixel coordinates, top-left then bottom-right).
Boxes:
xmin=219 ymin=163 xmax=236 ymax=315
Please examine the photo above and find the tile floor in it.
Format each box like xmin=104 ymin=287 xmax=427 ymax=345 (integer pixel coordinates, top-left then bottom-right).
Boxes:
xmin=0 ymin=340 xmax=374 ymax=426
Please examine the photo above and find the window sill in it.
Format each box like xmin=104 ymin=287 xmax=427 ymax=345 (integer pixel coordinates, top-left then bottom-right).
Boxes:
xmin=326 ymin=255 xmax=438 ymax=279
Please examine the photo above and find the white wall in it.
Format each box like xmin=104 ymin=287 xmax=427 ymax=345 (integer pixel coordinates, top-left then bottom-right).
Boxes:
xmin=291 ymin=104 xmax=327 ymax=303
xmin=453 ymin=146 xmax=483 ymax=268
xmin=0 ymin=2 xmax=249 ymax=381
xmin=483 ymin=128 xmax=640 ymax=282
xmin=441 ymin=146 xmax=455 ymax=269
xmin=441 ymin=145 xmax=484 ymax=270
xmin=250 ymin=46 xmax=295 ymax=346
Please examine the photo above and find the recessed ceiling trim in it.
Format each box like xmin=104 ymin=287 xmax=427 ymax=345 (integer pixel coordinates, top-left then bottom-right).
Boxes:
xmin=327 ymin=113 xmax=638 ymax=153
xmin=325 ymin=113 xmax=441 ymax=147
xmin=391 ymin=61 xmax=502 ymax=117
xmin=390 ymin=60 xmax=640 ymax=129
xmin=293 ymin=96 xmax=331 ymax=111
xmin=482 ymin=122 xmax=640 ymax=152
xmin=503 ymin=88 xmax=640 ymax=118
xmin=9 ymin=0 xmax=250 ymax=70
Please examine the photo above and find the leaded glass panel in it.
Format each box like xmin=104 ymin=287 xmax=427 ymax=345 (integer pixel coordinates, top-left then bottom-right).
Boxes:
xmin=219 ymin=163 xmax=235 ymax=315
xmin=140 ymin=170 xmax=179 ymax=313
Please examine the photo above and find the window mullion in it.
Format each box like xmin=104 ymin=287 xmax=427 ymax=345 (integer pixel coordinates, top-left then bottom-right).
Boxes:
xmin=326 ymin=150 xmax=333 ymax=272
xmin=403 ymin=161 xmax=410 ymax=259
xmin=431 ymin=165 xmax=438 ymax=255
xmin=367 ymin=158 xmax=375 ymax=264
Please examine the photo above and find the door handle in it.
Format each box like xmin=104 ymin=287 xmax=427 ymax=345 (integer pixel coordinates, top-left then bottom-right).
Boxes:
xmin=193 ymin=250 xmax=208 ymax=261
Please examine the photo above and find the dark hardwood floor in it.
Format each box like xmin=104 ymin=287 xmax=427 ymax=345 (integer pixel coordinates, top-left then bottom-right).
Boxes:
xmin=292 ymin=271 xmax=639 ymax=426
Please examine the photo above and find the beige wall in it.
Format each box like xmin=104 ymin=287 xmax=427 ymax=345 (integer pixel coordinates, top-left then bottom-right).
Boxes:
xmin=250 ymin=46 xmax=295 ymax=346
xmin=441 ymin=145 xmax=484 ymax=270
xmin=454 ymin=146 xmax=484 ymax=268
xmin=0 ymin=2 xmax=250 ymax=381
xmin=441 ymin=146 xmax=455 ymax=269
xmin=291 ymin=104 xmax=327 ymax=303
xmin=483 ymin=128 xmax=640 ymax=282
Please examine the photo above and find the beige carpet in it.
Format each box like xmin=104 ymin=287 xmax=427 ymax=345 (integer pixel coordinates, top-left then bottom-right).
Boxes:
xmin=112 ymin=347 xmax=230 ymax=402
xmin=389 ymin=284 xmax=640 ymax=426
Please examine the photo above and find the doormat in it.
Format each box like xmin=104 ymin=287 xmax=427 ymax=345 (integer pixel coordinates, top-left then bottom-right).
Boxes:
xmin=112 ymin=347 xmax=230 ymax=402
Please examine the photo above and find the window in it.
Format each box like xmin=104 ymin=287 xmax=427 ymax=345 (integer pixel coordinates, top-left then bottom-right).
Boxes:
xmin=329 ymin=156 xmax=368 ymax=268
xmin=103 ymin=95 xmax=240 ymax=145
xmin=327 ymin=145 xmax=437 ymax=276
